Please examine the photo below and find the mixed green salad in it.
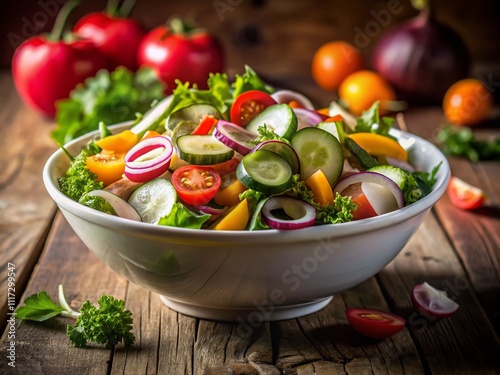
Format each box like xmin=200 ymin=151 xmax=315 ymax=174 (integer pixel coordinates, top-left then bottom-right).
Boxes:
xmin=58 ymin=66 xmax=440 ymax=231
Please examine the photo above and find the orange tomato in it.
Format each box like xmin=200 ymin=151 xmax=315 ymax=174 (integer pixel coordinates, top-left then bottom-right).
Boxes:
xmin=86 ymin=150 xmax=125 ymax=186
xmin=312 ymin=41 xmax=363 ymax=91
xmin=443 ymin=79 xmax=493 ymax=126
xmin=339 ymin=70 xmax=396 ymax=116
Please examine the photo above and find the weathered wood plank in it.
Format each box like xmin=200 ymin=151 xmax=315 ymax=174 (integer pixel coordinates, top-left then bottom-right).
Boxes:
xmin=401 ymin=108 xmax=500 ymax=333
xmin=0 ymin=72 xmax=59 ymax=333
xmin=274 ymin=278 xmax=424 ymax=375
xmin=378 ymin=214 xmax=500 ymax=374
xmin=0 ymin=214 xmax=125 ymax=374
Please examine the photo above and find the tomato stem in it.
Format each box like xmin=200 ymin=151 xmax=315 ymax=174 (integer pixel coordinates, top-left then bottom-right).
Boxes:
xmin=48 ymin=0 xmax=81 ymax=42
xmin=168 ymin=17 xmax=196 ymax=35
xmin=106 ymin=0 xmax=121 ymax=16
xmin=117 ymin=0 xmax=137 ymax=18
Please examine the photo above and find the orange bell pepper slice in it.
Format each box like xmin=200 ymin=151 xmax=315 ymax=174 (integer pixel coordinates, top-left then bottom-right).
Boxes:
xmin=95 ymin=130 xmax=138 ymax=154
xmin=214 ymin=177 xmax=248 ymax=206
xmin=213 ymin=199 xmax=249 ymax=230
xmin=305 ymin=170 xmax=334 ymax=206
xmin=347 ymin=133 xmax=408 ymax=162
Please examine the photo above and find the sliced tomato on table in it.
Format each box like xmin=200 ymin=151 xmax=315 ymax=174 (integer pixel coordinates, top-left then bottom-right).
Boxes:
xmin=86 ymin=151 xmax=126 ymax=186
xmin=448 ymin=176 xmax=486 ymax=210
xmin=346 ymin=308 xmax=406 ymax=339
xmin=172 ymin=165 xmax=221 ymax=206
xmin=230 ymin=90 xmax=277 ymax=126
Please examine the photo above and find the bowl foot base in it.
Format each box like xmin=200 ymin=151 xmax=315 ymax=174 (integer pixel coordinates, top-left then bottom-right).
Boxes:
xmin=159 ymin=295 xmax=333 ymax=322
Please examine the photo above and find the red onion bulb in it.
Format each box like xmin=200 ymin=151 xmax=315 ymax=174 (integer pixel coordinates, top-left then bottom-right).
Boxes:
xmin=372 ymin=8 xmax=469 ymax=104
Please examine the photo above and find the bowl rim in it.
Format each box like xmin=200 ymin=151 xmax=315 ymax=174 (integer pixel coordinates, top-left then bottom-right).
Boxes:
xmin=43 ymin=124 xmax=450 ymax=245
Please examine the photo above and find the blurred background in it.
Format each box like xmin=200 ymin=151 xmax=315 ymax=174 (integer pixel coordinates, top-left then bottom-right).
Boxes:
xmin=2 ymin=0 xmax=499 ymax=80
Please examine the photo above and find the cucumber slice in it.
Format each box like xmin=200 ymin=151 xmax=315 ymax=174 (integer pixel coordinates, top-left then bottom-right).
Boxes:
xmin=236 ymin=150 xmax=293 ymax=194
xmin=171 ymin=120 xmax=197 ymax=146
xmin=128 ymin=178 xmax=177 ymax=224
xmin=368 ymin=165 xmax=409 ymax=191
xmin=246 ymin=104 xmax=298 ymax=140
xmin=316 ymin=122 xmax=340 ymax=141
xmin=176 ymin=135 xmax=234 ymax=165
xmin=291 ymin=127 xmax=343 ymax=186
xmin=130 ymin=95 xmax=173 ymax=138
xmin=344 ymin=138 xmax=379 ymax=170
xmin=167 ymin=104 xmax=222 ymax=131
xmin=252 ymin=140 xmax=300 ymax=175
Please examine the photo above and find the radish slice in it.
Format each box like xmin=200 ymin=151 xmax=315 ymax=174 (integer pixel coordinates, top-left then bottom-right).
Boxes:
xmin=293 ymin=108 xmax=327 ymax=130
xmin=125 ymin=136 xmax=173 ymax=182
xmin=213 ymin=120 xmax=258 ymax=156
xmin=333 ymin=172 xmax=404 ymax=214
xmin=412 ymin=282 xmax=459 ymax=319
xmin=271 ymin=89 xmax=315 ymax=110
xmin=252 ymin=140 xmax=300 ymax=175
xmin=86 ymin=190 xmax=142 ymax=221
xmin=262 ymin=197 xmax=316 ymax=230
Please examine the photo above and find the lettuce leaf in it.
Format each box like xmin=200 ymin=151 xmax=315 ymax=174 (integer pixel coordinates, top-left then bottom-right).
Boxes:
xmin=158 ymin=203 xmax=210 ymax=229
xmin=53 ymin=67 xmax=164 ymax=145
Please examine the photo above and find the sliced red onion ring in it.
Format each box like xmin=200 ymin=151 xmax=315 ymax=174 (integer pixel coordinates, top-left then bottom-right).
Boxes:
xmin=412 ymin=282 xmax=459 ymax=319
xmin=196 ymin=205 xmax=228 ymax=216
xmin=86 ymin=190 xmax=142 ymax=221
xmin=271 ymin=89 xmax=315 ymax=110
xmin=125 ymin=136 xmax=173 ymax=182
xmin=213 ymin=120 xmax=258 ymax=156
xmin=293 ymin=108 xmax=328 ymax=130
xmin=333 ymin=172 xmax=404 ymax=215
xmin=262 ymin=197 xmax=316 ymax=230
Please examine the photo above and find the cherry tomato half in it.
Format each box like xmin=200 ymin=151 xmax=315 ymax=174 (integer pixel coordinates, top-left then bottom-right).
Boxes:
xmin=172 ymin=166 xmax=221 ymax=206
xmin=448 ymin=176 xmax=486 ymax=210
xmin=230 ymin=90 xmax=277 ymax=126
xmin=346 ymin=308 xmax=406 ymax=339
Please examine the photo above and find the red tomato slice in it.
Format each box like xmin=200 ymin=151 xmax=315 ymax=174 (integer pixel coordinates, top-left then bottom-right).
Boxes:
xmin=172 ymin=166 xmax=221 ymax=206
xmin=341 ymin=183 xmax=377 ymax=220
xmin=346 ymin=308 xmax=406 ymax=339
xmin=448 ymin=176 xmax=486 ymax=210
xmin=230 ymin=90 xmax=277 ymax=126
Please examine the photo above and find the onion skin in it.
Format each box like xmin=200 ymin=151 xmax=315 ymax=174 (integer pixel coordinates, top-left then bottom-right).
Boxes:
xmin=372 ymin=9 xmax=469 ymax=104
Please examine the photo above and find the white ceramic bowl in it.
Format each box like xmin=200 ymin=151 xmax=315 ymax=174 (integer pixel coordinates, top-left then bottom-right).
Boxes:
xmin=43 ymin=124 xmax=450 ymax=322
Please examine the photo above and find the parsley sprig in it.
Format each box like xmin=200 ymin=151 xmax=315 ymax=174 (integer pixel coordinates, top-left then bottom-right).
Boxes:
xmin=15 ymin=285 xmax=135 ymax=349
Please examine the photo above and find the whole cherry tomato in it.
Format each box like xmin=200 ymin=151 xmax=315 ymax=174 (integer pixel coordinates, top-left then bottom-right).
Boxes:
xmin=443 ymin=78 xmax=493 ymax=127
xmin=312 ymin=41 xmax=363 ymax=91
xmin=73 ymin=0 xmax=145 ymax=71
xmin=137 ymin=19 xmax=224 ymax=94
xmin=339 ymin=70 xmax=396 ymax=116
xmin=12 ymin=0 xmax=107 ymax=117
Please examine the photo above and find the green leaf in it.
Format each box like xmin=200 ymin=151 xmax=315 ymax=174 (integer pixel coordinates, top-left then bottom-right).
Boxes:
xmin=52 ymin=67 xmax=164 ymax=145
xmin=15 ymin=291 xmax=64 ymax=322
xmin=354 ymin=101 xmax=395 ymax=138
xmin=232 ymin=65 xmax=274 ymax=99
xmin=67 ymin=296 xmax=135 ymax=348
xmin=158 ymin=203 xmax=210 ymax=229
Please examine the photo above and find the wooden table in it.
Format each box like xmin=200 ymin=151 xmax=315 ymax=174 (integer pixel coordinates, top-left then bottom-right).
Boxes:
xmin=1 ymin=69 xmax=499 ymax=374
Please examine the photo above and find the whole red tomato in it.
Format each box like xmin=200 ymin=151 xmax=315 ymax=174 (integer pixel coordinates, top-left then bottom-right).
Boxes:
xmin=138 ymin=20 xmax=224 ymax=94
xmin=74 ymin=13 xmax=145 ymax=71
xmin=12 ymin=0 xmax=107 ymax=117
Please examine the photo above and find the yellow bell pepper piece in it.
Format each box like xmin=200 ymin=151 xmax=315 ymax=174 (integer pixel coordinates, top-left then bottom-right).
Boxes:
xmin=213 ymin=199 xmax=249 ymax=230
xmin=305 ymin=170 xmax=334 ymax=206
xmin=213 ymin=178 xmax=248 ymax=206
xmin=96 ymin=130 xmax=138 ymax=154
xmin=347 ymin=133 xmax=408 ymax=162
